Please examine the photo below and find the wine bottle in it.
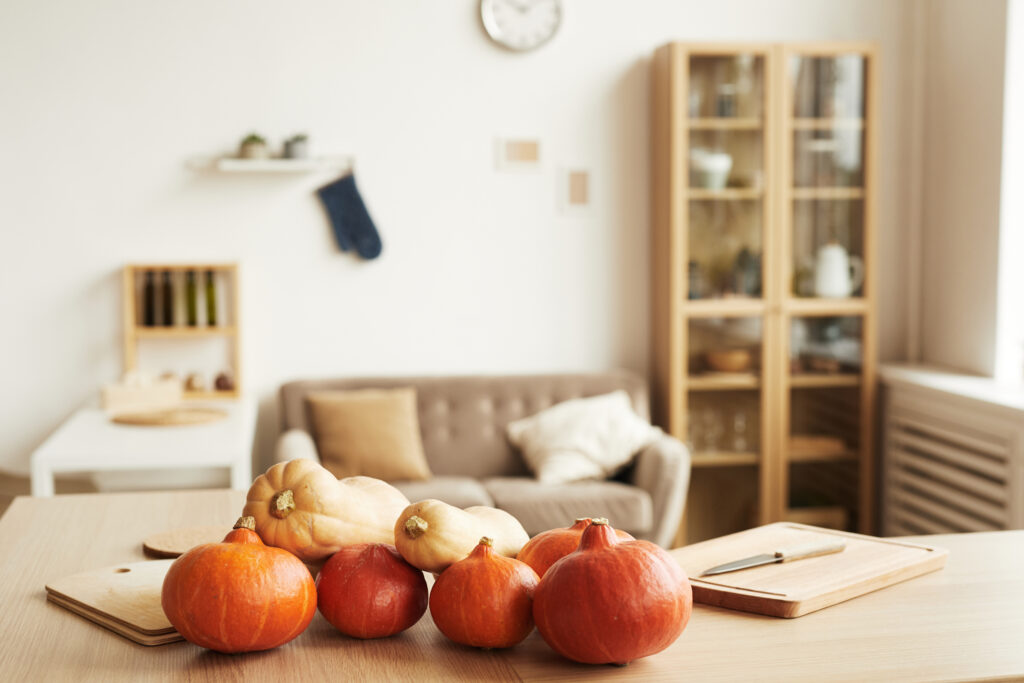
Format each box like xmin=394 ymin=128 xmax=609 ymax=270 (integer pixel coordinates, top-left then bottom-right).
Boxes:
xmin=185 ymin=271 xmax=198 ymax=326
xmin=205 ymin=270 xmax=217 ymax=326
xmin=142 ymin=271 xmax=156 ymax=327
xmin=161 ymin=271 xmax=174 ymax=326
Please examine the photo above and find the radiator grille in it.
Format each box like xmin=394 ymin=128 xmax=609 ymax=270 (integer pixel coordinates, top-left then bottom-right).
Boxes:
xmin=884 ymin=402 xmax=1014 ymax=535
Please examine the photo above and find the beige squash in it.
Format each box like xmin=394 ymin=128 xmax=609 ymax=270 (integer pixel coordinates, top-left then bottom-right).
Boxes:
xmin=243 ymin=459 xmax=409 ymax=562
xmin=394 ymin=499 xmax=529 ymax=573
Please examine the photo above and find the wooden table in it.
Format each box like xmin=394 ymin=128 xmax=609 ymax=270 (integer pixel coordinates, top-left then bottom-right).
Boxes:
xmin=1 ymin=489 xmax=1022 ymax=682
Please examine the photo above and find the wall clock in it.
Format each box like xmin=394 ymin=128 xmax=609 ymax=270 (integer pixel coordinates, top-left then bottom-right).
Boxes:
xmin=480 ymin=0 xmax=563 ymax=52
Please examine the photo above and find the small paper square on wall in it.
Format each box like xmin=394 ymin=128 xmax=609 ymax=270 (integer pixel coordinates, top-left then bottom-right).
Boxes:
xmin=568 ymin=171 xmax=589 ymax=206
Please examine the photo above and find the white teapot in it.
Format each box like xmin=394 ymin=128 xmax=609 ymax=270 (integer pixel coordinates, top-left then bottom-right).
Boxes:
xmin=814 ymin=241 xmax=864 ymax=298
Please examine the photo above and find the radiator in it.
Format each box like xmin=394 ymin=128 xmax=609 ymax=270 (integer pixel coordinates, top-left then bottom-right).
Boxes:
xmin=882 ymin=369 xmax=1024 ymax=536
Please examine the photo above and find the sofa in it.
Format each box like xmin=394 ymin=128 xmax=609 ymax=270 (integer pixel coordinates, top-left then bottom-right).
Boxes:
xmin=275 ymin=370 xmax=691 ymax=548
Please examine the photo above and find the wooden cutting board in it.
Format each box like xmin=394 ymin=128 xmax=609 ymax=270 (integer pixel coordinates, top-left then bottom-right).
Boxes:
xmin=671 ymin=522 xmax=948 ymax=618
xmin=45 ymin=560 xmax=183 ymax=646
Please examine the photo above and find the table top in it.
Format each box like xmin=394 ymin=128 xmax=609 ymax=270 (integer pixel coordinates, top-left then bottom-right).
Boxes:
xmin=1 ymin=488 xmax=1022 ymax=682
xmin=31 ymin=399 xmax=257 ymax=468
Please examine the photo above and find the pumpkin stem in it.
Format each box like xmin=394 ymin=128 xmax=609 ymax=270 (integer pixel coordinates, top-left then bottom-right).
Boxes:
xmin=270 ymin=490 xmax=295 ymax=519
xmin=233 ymin=516 xmax=256 ymax=531
xmin=404 ymin=515 xmax=429 ymax=539
xmin=578 ymin=518 xmax=618 ymax=551
xmin=479 ymin=536 xmax=494 ymax=547
xmin=591 ymin=518 xmax=609 ymax=526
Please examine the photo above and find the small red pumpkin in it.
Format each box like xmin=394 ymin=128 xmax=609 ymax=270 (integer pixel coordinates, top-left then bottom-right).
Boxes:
xmin=429 ymin=537 xmax=539 ymax=649
xmin=316 ymin=543 xmax=427 ymax=639
xmin=533 ymin=518 xmax=692 ymax=665
xmin=517 ymin=518 xmax=635 ymax=577
xmin=161 ymin=516 xmax=316 ymax=653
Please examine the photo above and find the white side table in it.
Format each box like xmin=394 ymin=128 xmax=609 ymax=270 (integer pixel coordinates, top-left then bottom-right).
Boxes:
xmin=30 ymin=398 xmax=256 ymax=497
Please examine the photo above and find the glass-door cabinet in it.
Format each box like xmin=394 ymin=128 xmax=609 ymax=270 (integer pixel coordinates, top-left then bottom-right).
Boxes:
xmin=651 ymin=43 xmax=876 ymax=545
xmin=781 ymin=45 xmax=877 ymax=536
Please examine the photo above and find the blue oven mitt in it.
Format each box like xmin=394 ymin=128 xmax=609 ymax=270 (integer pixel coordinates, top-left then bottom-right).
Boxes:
xmin=316 ymin=173 xmax=383 ymax=260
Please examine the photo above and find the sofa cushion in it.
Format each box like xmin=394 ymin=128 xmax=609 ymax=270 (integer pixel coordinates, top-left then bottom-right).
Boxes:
xmin=507 ymin=390 xmax=662 ymax=484
xmin=307 ymin=388 xmax=432 ymax=481
xmin=482 ymin=476 xmax=653 ymax=536
xmin=392 ymin=476 xmax=494 ymax=509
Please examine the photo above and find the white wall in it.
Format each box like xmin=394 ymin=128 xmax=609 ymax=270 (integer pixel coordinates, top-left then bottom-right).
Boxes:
xmin=919 ymin=0 xmax=1009 ymax=376
xmin=0 ymin=0 xmax=917 ymax=475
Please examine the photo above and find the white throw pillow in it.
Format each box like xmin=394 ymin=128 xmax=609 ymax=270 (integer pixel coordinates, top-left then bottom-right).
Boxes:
xmin=506 ymin=391 xmax=662 ymax=485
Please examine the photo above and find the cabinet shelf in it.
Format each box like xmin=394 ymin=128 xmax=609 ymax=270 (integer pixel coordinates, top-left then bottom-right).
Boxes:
xmin=134 ymin=326 xmax=238 ymax=339
xmin=685 ymin=298 xmax=766 ymax=317
xmin=792 ymin=117 xmax=864 ymax=130
xmin=789 ymin=449 xmax=858 ymax=463
xmin=689 ymin=117 xmax=762 ymax=130
xmin=785 ymin=298 xmax=868 ymax=315
xmin=688 ymin=374 xmax=761 ymax=391
xmin=692 ymin=451 xmax=760 ymax=468
xmin=789 ymin=374 xmax=861 ymax=388
xmin=689 ymin=188 xmax=763 ymax=200
xmin=791 ymin=187 xmax=864 ymax=200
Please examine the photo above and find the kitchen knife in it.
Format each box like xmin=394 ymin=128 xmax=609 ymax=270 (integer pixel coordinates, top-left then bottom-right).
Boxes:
xmin=700 ymin=539 xmax=847 ymax=577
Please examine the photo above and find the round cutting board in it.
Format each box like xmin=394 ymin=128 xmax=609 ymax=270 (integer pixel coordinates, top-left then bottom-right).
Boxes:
xmin=112 ymin=407 xmax=227 ymax=426
xmin=142 ymin=526 xmax=228 ymax=558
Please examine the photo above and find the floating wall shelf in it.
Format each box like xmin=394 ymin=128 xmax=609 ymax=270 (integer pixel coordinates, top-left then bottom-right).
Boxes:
xmin=186 ymin=156 xmax=353 ymax=173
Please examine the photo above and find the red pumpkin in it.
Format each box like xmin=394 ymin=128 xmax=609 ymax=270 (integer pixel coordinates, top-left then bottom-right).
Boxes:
xmin=517 ymin=518 xmax=635 ymax=577
xmin=316 ymin=543 xmax=427 ymax=639
xmin=429 ymin=537 xmax=539 ymax=649
xmin=533 ymin=518 xmax=692 ymax=665
xmin=161 ymin=516 xmax=316 ymax=653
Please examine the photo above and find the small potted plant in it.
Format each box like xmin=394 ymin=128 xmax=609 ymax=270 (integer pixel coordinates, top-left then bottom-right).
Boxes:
xmin=284 ymin=133 xmax=309 ymax=159
xmin=238 ymin=133 xmax=269 ymax=160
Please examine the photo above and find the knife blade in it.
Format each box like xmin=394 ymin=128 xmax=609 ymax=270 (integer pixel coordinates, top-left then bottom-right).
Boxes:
xmin=699 ymin=539 xmax=847 ymax=577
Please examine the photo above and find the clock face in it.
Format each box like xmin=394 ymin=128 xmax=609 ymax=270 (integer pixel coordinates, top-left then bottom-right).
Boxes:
xmin=480 ymin=0 xmax=563 ymax=52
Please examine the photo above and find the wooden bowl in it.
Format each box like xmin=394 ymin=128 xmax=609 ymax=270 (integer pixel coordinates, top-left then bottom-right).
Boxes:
xmin=705 ymin=349 xmax=753 ymax=373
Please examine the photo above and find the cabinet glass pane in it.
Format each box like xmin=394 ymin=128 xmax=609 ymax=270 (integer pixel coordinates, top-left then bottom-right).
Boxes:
xmin=792 ymin=128 xmax=863 ymax=189
xmin=687 ymin=52 xmax=767 ymax=301
xmin=790 ymin=54 xmax=865 ymax=119
xmin=689 ymin=316 xmax=763 ymax=381
xmin=788 ymin=53 xmax=868 ymax=299
xmin=787 ymin=313 xmax=863 ymax=532
xmin=689 ymin=199 xmax=763 ymax=298
xmin=789 ymin=315 xmax=862 ymax=378
xmin=792 ymin=199 xmax=864 ymax=297
xmin=689 ymin=54 xmax=764 ymax=119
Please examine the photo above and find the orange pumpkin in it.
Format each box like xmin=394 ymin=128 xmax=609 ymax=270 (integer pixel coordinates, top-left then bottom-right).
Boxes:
xmin=517 ymin=518 xmax=635 ymax=577
xmin=161 ymin=516 xmax=317 ymax=653
xmin=533 ymin=518 xmax=692 ymax=665
xmin=316 ymin=543 xmax=427 ymax=639
xmin=429 ymin=537 xmax=539 ymax=649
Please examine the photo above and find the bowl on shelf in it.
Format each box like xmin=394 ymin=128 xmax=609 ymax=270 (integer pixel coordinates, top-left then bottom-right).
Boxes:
xmin=705 ymin=348 xmax=753 ymax=373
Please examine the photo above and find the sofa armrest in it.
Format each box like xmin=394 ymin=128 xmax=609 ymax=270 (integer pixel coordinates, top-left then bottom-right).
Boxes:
xmin=629 ymin=434 xmax=691 ymax=548
xmin=275 ymin=429 xmax=320 ymax=464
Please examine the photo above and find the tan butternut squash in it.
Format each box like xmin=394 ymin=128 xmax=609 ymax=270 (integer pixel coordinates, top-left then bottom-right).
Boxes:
xmin=243 ymin=459 xmax=409 ymax=562
xmin=394 ymin=499 xmax=529 ymax=573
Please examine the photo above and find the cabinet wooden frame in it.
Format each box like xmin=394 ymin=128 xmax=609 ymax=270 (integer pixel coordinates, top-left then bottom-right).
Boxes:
xmin=651 ymin=42 xmax=878 ymax=545
xmin=121 ymin=263 xmax=241 ymax=400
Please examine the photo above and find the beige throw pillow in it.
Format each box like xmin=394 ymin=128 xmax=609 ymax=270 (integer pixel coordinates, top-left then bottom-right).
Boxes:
xmin=307 ymin=388 xmax=432 ymax=482
xmin=506 ymin=390 xmax=662 ymax=485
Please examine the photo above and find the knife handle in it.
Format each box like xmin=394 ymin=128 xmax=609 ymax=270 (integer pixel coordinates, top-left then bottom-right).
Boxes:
xmin=774 ymin=540 xmax=846 ymax=562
